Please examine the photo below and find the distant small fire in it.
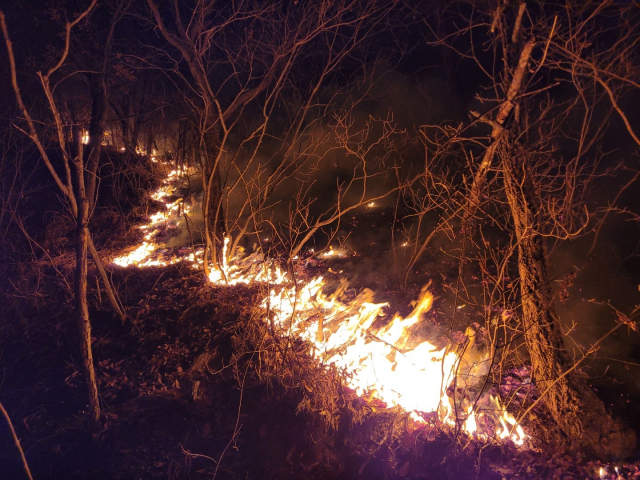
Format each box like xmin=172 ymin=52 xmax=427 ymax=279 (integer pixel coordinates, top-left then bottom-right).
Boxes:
xmin=112 ymin=161 xmax=527 ymax=446
xmin=113 ymin=165 xmax=197 ymax=268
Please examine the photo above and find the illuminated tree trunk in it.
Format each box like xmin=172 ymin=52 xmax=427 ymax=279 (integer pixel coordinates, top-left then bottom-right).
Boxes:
xmin=501 ymin=140 xmax=634 ymax=458
xmin=73 ymin=129 xmax=101 ymax=429
xmin=200 ymin=122 xmax=226 ymax=273
xmin=2 ymin=2 xmax=104 ymax=429
xmin=88 ymin=236 xmax=125 ymax=322
xmin=204 ymin=158 xmax=225 ymax=265
xmin=86 ymin=67 xmax=126 ymax=322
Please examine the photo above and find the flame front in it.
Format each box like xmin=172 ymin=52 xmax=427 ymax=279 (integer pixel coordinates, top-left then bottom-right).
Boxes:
xmin=112 ymin=161 xmax=527 ymax=446
xmin=112 ymin=164 xmax=199 ymax=268
xmin=205 ymin=234 xmax=526 ymax=445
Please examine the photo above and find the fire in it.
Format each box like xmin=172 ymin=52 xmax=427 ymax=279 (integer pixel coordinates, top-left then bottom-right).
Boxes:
xmin=465 ymin=405 xmax=477 ymax=434
xmin=322 ymin=246 xmax=346 ymax=258
xmin=112 ymin=162 xmax=197 ymax=268
xmin=112 ymin=161 xmax=528 ymax=446
xmin=113 ymin=242 xmax=156 ymax=267
xmin=205 ymin=236 xmax=527 ymax=445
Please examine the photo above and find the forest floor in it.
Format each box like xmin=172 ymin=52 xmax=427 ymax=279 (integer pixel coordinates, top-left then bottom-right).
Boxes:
xmin=1 ymin=165 xmax=639 ymax=479
xmin=2 ymin=262 xmax=631 ymax=480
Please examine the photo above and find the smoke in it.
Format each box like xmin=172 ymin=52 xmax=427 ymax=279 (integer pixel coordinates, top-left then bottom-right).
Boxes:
xmin=551 ymin=180 xmax=640 ymax=397
xmin=167 ymin=174 xmax=205 ymax=248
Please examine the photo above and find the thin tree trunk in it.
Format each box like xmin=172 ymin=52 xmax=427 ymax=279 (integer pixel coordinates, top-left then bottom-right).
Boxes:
xmin=85 ymin=73 xmax=107 ymax=205
xmin=74 ymin=130 xmax=101 ymax=429
xmin=2 ymin=4 xmax=103 ymax=430
xmin=87 ymin=234 xmax=126 ymax=322
xmin=83 ymin=24 xmax=128 ymax=322
xmin=501 ymin=140 xmax=634 ymax=458
xmin=463 ymin=37 xmax=535 ymax=225
xmin=201 ymin=171 xmax=226 ymax=276
xmin=209 ymin=164 xmax=225 ymax=264
xmin=202 ymin=125 xmax=226 ymax=273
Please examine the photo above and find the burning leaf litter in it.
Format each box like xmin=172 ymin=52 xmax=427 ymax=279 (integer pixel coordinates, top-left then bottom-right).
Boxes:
xmin=112 ymin=161 xmax=527 ymax=446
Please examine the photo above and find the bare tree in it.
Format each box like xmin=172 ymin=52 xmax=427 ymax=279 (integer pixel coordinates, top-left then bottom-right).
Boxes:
xmin=0 ymin=0 xmax=129 ymax=427
xmin=286 ymin=112 xmax=405 ymax=259
xmin=404 ymin=0 xmax=640 ymax=457
xmin=146 ymin=0 xmax=400 ymax=275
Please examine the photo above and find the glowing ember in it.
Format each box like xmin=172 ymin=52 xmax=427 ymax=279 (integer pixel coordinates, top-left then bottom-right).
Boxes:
xmin=465 ymin=405 xmax=477 ymax=434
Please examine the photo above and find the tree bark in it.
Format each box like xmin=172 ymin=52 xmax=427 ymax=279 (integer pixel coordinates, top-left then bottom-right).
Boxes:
xmin=205 ymin=158 xmax=225 ymax=265
xmin=200 ymin=120 xmax=227 ymax=274
xmin=73 ymin=129 xmax=101 ymax=429
xmin=85 ymin=73 xmax=107 ymax=205
xmin=87 ymin=235 xmax=126 ymax=322
xmin=463 ymin=37 xmax=535 ymax=225
xmin=501 ymin=139 xmax=634 ymax=458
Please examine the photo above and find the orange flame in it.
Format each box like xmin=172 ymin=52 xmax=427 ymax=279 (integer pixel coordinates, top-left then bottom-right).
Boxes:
xmin=112 ymin=162 xmax=528 ymax=446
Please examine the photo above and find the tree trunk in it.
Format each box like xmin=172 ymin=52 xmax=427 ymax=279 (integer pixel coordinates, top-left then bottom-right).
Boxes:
xmin=85 ymin=73 xmax=107 ymax=205
xmin=88 ymin=235 xmax=126 ymax=322
xmin=208 ymin=163 xmax=225 ymax=258
xmin=501 ymin=140 xmax=634 ymax=458
xmin=202 ymin=125 xmax=226 ymax=272
xmin=462 ymin=37 xmax=535 ymax=226
xmin=86 ymin=64 xmax=127 ymax=322
xmin=73 ymin=129 xmax=101 ymax=429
